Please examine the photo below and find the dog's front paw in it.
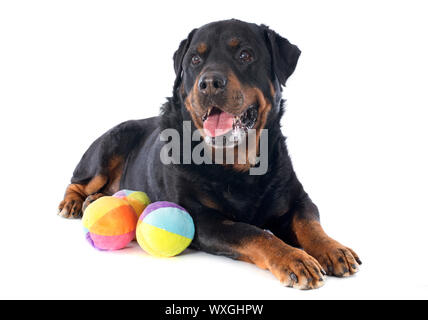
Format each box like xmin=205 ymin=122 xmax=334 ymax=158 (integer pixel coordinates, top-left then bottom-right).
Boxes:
xmin=58 ymin=198 xmax=83 ymax=219
xmin=269 ymin=249 xmax=326 ymax=290
xmin=309 ymin=240 xmax=362 ymax=277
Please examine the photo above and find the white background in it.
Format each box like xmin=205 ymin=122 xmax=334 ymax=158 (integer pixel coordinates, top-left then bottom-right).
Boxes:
xmin=1 ymin=0 xmax=427 ymax=299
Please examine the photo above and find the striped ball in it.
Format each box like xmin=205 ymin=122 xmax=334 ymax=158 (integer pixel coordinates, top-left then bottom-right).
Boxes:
xmin=113 ymin=189 xmax=151 ymax=219
xmin=136 ymin=201 xmax=195 ymax=257
xmin=83 ymin=196 xmax=137 ymax=250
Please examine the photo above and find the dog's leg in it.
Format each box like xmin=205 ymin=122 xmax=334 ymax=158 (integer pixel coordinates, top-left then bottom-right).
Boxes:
xmin=192 ymin=211 xmax=326 ymax=289
xmin=58 ymin=121 xmax=145 ymax=218
xmin=289 ymin=197 xmax=362 ymax=277
xmin=58 ymin=176 xmax=108 ymax=219
xmin=58 ymin=156 xmax=123 ymax=219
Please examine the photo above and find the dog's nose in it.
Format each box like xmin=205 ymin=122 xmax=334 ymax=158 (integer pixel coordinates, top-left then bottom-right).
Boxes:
xmin=198 ymin=72 xmax=227 ymax=95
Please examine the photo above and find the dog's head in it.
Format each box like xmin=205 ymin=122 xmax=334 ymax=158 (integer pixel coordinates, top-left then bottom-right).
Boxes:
xmin=173 ymin=19 xmax=300 ymax=149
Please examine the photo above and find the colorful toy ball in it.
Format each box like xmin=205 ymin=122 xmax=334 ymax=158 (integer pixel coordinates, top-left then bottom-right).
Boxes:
xmin=82 ymin=196 xmax=138 ymax=251
xmin=113 ymin=189 xmax=151 ymax=219
xmin=136 ymin=201 xmax=195 ymax=257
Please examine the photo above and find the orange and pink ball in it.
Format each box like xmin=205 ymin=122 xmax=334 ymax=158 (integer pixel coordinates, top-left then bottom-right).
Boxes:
xmin=82 ymin=196 xmax=137 ymax=251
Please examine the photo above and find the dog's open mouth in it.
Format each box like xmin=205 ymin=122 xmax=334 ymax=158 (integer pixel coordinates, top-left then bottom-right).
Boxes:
xmin=201 ymin=104 xmax=258 ymax=148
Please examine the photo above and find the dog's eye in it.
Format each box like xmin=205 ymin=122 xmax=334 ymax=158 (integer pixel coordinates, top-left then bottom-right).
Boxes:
xmin=239 ymin=50 xmax=253 ymax=63
xmin=191 ymin=55 xmax=201 ymax=65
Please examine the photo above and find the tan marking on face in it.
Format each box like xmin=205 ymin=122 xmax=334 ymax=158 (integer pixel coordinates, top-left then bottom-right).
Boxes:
xmin=197 ymin=42 xmax=207 ymax=55
xmin=229 ymin=87 xmax=271 ymax=172
xmin=223 ymin=72 xmax=258 ymax=114
xmin=185 ymin=71 xmax=255 ymax=122
xmin=184 ymin=71 xmax=272 ymax=171
xmin=184 ymin=92 xmax=204 ymax=131
xmin=228 ymin=37 xmax=240 ymax=47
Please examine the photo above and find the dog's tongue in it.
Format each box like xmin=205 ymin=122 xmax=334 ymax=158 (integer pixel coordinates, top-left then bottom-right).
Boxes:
xmin=203 ymin=109 xmax=235 ymax=137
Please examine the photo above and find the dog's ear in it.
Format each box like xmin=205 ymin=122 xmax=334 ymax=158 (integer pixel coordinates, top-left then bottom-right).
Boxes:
xmin=263 ymin=25 xmax=301 ymax=86
xmin=173 ymin=28 xmax=197 ymax=89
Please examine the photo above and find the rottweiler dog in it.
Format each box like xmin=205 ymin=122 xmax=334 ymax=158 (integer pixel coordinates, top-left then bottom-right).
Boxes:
xmin=58 ymin=19 xmax=361 ymax=289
